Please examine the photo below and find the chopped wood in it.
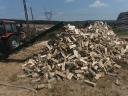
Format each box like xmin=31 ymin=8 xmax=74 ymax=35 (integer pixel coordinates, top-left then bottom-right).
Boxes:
xmin=84 ymin=80 xmax=96 ymax=87
xmin=34 ymin=84 xmax=47 ymax=90
xmin=21 ymin=21 xmax=128 ymax=88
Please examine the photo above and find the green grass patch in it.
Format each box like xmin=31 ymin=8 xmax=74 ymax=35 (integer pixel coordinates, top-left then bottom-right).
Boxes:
xmin=113 ymin=27 xmax=128 ymax=36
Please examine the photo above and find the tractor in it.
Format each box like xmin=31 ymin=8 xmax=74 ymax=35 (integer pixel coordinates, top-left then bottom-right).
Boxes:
xmin=0 ymin=20 xmax=26 ymax=57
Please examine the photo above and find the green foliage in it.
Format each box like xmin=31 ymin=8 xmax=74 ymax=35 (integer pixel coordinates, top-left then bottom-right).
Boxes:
xmin=113 ymin=28 xmax=128 ymax=36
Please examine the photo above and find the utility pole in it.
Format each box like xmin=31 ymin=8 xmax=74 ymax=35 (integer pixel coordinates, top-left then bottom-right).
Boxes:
xmin=30 ymin=7 xmax=34 ymax=21
xmin=23 ymin=0 xmax=30 ymax=39
xmin=23 ymin=0 xmax=29 ymax=22
xmin=30 ymin=6 xmax=36 ymax=36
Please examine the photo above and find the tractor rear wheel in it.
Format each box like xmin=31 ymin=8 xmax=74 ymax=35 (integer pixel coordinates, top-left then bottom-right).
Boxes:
xmin=7 ymin=36 xmax=20 ymax=50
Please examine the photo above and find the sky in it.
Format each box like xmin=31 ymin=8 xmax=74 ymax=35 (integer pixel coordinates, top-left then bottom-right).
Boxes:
xmin=0 ymin=0 xmax=128 ymax=21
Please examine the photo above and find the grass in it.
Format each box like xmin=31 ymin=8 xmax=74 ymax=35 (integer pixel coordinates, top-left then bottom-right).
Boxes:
xmin=113 ymin=27 xmax=128 ymax=36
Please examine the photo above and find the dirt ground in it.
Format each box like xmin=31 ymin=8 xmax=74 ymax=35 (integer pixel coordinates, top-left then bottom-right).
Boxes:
xmin=0 ymin=59 xmax=128 ymax=96
xmin=0 ymin=48 xmax=128 ymax=96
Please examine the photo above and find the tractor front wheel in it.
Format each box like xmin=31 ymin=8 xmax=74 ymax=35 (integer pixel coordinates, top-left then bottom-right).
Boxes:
xmin=7 ymin=36 xmax=20 ymax=50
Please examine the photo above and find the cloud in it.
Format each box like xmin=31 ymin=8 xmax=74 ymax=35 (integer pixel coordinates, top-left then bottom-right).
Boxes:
xmin=37 ymin=15 xmax=46 ymax=20
xmin=65 ymin=0 xmax=75 ymax=3
xmin=115 ymin=0 xmax=126 ymax=2
xmin=89 ymin=0 xmax=107 ymax=8
xmin=56 ymin=12 xmax=64 ymax=16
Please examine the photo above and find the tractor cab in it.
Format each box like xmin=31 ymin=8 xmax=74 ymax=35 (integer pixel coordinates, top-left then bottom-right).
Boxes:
xmin=0 ymin=20 xmax=18 ymax=37
xmin=0 ymin=20 xmax=25 ymax=52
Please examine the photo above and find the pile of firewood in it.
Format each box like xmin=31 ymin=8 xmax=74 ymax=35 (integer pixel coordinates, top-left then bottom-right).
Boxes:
xmin=21 ymin=21 xmax=128 ymax=87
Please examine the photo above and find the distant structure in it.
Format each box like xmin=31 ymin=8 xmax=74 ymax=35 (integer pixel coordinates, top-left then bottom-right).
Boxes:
xmin=44 ymin=10 xmax=53 ymax=21
xmin=116 ymin=12 xmax=128 ymax=27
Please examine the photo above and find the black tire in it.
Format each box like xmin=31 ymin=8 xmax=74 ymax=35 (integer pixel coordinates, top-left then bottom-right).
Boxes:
xmin=0 ymin=40 xmax=7 ymax=58
xmin=7 ymin=36 xmax=20 ymax=50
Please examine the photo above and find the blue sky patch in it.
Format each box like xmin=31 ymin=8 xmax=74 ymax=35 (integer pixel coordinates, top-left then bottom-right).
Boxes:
xmin=0 ymin=0 xmax=127 ymax=21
